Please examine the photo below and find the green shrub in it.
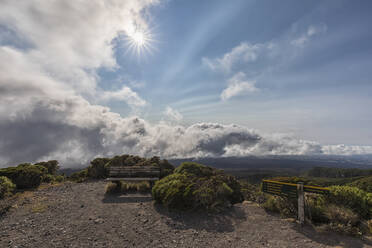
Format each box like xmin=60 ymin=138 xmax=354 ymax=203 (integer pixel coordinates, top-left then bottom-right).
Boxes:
xmin=34 ymin=160 xmax=59 ymax=175
xmin=324 ymin=204 xmax=359 ymax=226
xmin=69 ymin=169 xmax=88 ymax=183
xmin=158 ymin=159 xmax=174 ymax=178
xmin=239 ymin=181 xmax=268 ymax=203
xmin=42 ymin=174 xmax=55 ymax=183
xmin=87 ymin=157 xmax=111 ymax=179
xmin=54 ymin=175 xmax=65 ymax=183
xmin=174 ymin=162 xmax=214 ymax=177
xmin=0 ymin=176 xmax=16 ymax=199
xmin=262 ymin=195 xmax=297 ymax=217
xmin=326 ymin=186 xmax=371 ymax=219
xmin=368 ymin=220 xmax=372 ymax=234
xmin=306 ymin=194 xmax=328 ymax=223
xmin=152 ymin=162 xmax=243 ymax=211
xmin=348 ymin=176 xmax=372 ymax=193
xmin=0 ymin=164 xmax=48 ymax=189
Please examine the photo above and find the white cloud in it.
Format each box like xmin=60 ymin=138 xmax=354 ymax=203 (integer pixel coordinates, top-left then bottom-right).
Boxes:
xmin=0 ymin=0 xmax=157 ymax=95
xmin=0 ymin=4 xmax=370 ymax=168
xmin=164 ymin=106 xmax=183 ymax=122
xmin=101 ymin=86 xmax=146 ymax=107
xmin=221 ymin=72 xmax=258 ymax=101
xmin=202 ymin=42 xmax=266 ymax=73
xmin=291 ymin=24 xmax=327 ymax=47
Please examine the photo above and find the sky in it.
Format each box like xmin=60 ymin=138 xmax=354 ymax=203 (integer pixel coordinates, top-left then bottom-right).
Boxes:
xmin=0 ymin=0 xmax=372 ymax=167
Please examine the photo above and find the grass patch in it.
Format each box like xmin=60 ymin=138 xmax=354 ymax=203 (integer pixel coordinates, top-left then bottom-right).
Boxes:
xmin=105 ymin=181 xmax=151 ymax=194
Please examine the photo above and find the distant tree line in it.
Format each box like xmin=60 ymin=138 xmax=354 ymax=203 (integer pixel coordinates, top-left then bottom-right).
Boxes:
xmin=307 ymin=166 xmax=372 ymax=178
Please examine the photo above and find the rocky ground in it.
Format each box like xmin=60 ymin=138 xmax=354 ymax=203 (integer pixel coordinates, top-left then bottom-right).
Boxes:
xmin=0 ymin=180 xmax=371 ymax=248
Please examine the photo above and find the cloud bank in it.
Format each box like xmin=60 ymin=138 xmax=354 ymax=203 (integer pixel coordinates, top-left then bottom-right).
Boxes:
xmin=0 ymin=2 xmax=371 ymax=168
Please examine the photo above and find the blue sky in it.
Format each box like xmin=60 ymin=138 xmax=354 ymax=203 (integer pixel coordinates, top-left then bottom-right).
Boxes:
xmin=99 ymin=0 xmax=372 ymax=145
xmin=1 ymin=0 xmax=372 ymax=167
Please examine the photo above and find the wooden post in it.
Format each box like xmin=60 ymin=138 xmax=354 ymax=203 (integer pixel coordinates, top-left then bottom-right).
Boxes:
xmin=297 ymin=182 xmax=304 ymax=225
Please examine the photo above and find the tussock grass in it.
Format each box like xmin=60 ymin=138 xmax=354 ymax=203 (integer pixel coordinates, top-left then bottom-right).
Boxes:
xmin=105 ymin=181 xmax=151 ymax=194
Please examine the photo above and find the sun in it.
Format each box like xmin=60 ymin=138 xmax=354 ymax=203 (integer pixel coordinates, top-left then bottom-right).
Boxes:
xmin=131 ymin=31 xmax=145 ymax=46
xmin=125 ymin=28 xmax=155 ymax=57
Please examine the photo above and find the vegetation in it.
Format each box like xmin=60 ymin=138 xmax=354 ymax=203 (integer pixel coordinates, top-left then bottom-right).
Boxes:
xmin=34 ymin=160 xmax=59 ymax=175
xmin=348 ymin=176 xmax=372 ymax=193
xmin=0 ymin=160 xmax=65 ymax=190
xmin=71 ymin=154 xmax=175 ymax=181
xmin=69 ymin=169 xmax=88 ymax=183
xmin=0 ymin=176 xmax=16 ymax=199
xmin=152 ymin=162 xmax=243 ymax=211
xmin=307 ymin=167 xmax=372 ymax=178
xmin=106 ymin=181 xmax=151 ymax=194
xmin=239 ymin=170 xmax=372 ymax=236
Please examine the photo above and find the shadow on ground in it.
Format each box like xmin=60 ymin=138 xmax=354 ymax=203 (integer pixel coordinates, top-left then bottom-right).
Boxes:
xmin=102 ymin=193 xmax=153 ymax=203
xmin=292 ymin=224 xmax=372 ymax=248
xmin=154 ymin=204 xmax=246 ymax=233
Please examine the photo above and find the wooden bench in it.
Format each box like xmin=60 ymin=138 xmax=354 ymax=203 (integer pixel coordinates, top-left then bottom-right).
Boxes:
xmin=106 ymin=166 xmax=160 ymax=188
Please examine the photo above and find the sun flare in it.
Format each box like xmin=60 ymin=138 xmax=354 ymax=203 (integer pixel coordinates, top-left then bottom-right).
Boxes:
xmin=131 ymin=31 xmax=145 ymax=46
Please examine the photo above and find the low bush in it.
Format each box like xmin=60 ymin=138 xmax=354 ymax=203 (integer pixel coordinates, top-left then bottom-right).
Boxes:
xmin=69 ymin=169 xmax=88 ymax=183
xmin=54 ymin=175 xmax=65 ymax=183
xmin=152 ymin=162 xmax=243 ymax=211
xmin=262 ymin=195 xmax=297 ymax=217
xmin=87 ymin=157 xmax=111 ymax=179
xmin=0 ymin=176 xmax=16 ymax=199
xmin=0 ymin=164 xmax=48 ymax=189
xmin=239 ymin=181 xmax=267 ymax=203
xmin=326 ymin=186 xmax=371 ymax=219
xmin=324 ymin=204 xmax=359 ymax=226
xmin=348 ymin=176 xmax=372 ymax=193
xmin=34 ymin=160 xmax=59 ymax=175
xmin=306 ymin=194 xmax=328 ymax=223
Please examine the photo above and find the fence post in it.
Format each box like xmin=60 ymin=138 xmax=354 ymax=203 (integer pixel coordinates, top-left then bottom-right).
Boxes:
xmin=297 ymin=182 xmax=304 ymax=225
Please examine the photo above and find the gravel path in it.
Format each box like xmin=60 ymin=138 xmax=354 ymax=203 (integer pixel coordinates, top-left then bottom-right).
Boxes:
xmin=0 ymin=181 xmax=371 ymax=248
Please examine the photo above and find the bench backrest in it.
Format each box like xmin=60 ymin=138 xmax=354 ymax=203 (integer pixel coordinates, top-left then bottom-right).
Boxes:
xmin=108 ymin=166 xmax=160 ymax=178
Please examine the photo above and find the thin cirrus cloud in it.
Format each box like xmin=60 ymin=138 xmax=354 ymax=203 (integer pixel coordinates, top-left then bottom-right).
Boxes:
xmin=203 ymin=24 xmax=329 ymax=100
xmin=291 ymin=24 xmax=327 ymax=47
xmin=202 ymin=42 xmax=265 ymax=73
xmin=164 ymin=106 xmax=183 ymax=122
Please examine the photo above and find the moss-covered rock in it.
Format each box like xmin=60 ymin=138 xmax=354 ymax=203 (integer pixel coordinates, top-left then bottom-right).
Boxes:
xmin=152 ymin=162 xmax=243 ymax=211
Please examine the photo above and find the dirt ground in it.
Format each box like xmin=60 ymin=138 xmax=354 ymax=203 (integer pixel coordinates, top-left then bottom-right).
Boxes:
xmin=0 ymin=180 xmax=371 ymax=248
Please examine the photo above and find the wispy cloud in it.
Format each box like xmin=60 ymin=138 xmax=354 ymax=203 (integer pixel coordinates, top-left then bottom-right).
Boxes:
xmin=202 ymin=42 xmax=267 ymax=73
xmin=221 ymin=72 xmax=258 ymax=101
xmin=164 ymin=106 xmax=183 ymax=122
xmin=101 ymin=86 xmax=146 ymax=107
xmin=291 ymin=24 xmax=327 ymax=47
